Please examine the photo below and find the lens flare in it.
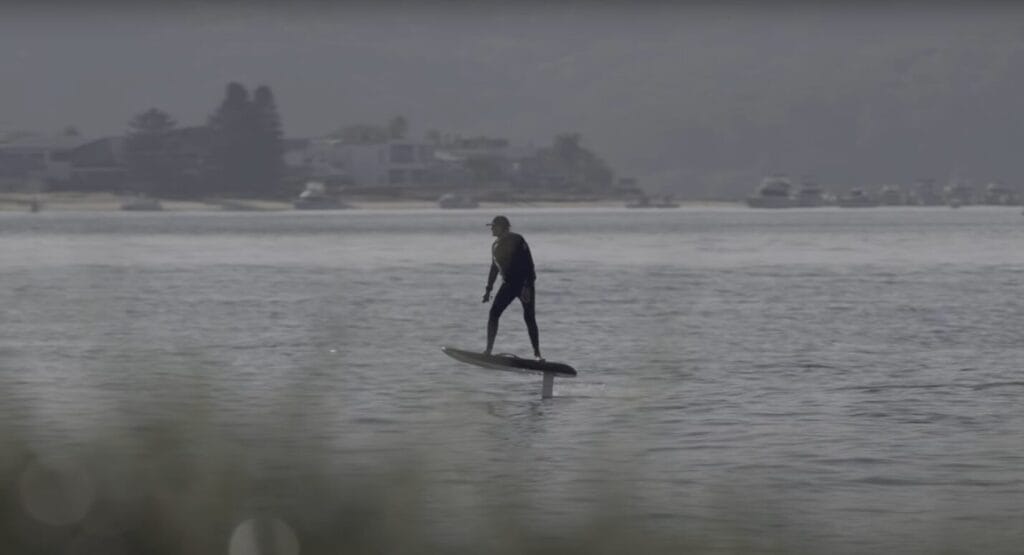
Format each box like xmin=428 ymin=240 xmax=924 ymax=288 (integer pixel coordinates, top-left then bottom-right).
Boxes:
xmin=18 ymin=461 xmax=96 ymax=526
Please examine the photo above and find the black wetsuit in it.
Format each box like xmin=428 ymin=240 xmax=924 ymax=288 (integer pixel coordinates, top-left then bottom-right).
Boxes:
xmin=485 ymin=232 xmax=540 ymax=356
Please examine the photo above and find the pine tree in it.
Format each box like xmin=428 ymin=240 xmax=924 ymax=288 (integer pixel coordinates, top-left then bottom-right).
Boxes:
xmin=538 ymin=133 xmax=614 ymax=191
xmin=388 ymin=115 xmax=409 ymax=140
xmin=206 ymin=82 xmax=256 ymax=195
xmin=126 ymin=108 xmax=178 ymax=196
xmin=251 ymin=85 xmax=285 ymax=197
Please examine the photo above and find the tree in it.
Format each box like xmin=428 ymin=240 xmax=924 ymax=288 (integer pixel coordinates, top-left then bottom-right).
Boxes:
xmin=125 ymin=108 xmax=178 ymax=196
xmin=388 ymin=115 xmax=409 ymax=140
xmin=553 ymin=133 xmax=584 ymax=185
xmin=553 ymin=133 xmax=582 ymax=163
xmin=206 ymin=82 xmax=257 ymax=195
xmin=535 ymin=133 xmax=614 ymax=191
xmin=251 ymin=85 xmax=285 ymax=196
xmin=582 ymin=153 xmax=614 ymax=190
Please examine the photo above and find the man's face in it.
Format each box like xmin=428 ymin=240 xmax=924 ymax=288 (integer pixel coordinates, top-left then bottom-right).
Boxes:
xmin=491 ymin=224 xmax=508 ymax=237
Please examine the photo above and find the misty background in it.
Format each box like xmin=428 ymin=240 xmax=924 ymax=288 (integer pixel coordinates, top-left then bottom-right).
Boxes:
xmin=3 ymin=3 xmax=1024 ymax=198
xmin=5 ymin=5 xmax=1024 ymax=552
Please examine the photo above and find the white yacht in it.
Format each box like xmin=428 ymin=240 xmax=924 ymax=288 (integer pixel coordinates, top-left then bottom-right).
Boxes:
xmin=294 ymin=181 xmax=349 ymax=210
xmin=438 ymin=193 xmax=479 ymax=209
xmin=837 ymin=188 xmax=879 ymax=208
xmin=746 ymin=175 xmax=797 ymax=208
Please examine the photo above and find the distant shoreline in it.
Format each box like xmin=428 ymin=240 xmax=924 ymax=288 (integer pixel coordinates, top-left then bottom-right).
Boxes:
xmin=0 ymin=192 xmax=736 ymax=212
xmin=5 ymin=193 xmax=1019 ymax=213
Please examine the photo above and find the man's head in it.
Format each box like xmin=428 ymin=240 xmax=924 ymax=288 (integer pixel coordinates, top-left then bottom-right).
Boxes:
xmin=487 ymin=215 xmax=510 ymax=236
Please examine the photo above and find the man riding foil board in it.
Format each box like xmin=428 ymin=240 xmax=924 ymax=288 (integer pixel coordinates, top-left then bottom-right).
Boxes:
xmin=482 ymin=215 xmax=542 ymax=360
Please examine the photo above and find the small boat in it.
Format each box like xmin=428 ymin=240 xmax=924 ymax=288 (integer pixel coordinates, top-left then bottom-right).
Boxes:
xmin=293 ymin=181 xmax=349 ymax=210
xmin=794 ymin=178 xmax=825 ymax=207
xmin=121 ymin=194 xmax=163 ymax=211
xmin=438 ymin=193 xmax=479 ymax=209
xmin=878 ymin=185 xmax=905 ymax=206
xmin=837 ymin=188 xmax=879 ymax=208
xmin=746 ymin=175 xmax=798 ymax=208
xmin=944 ymin=182 xmax=974 ymax=207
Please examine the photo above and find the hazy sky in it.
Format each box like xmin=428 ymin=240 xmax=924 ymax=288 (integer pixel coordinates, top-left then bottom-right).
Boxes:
xmin=3 ymin=2 xmax=1022 ymax=182
xmin=2 ymin=2 xmax=688 ymax=138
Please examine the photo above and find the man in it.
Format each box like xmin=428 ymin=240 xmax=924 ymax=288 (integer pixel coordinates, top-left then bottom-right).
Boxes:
xmin=482 ymin=215 xmax=542 ymax=360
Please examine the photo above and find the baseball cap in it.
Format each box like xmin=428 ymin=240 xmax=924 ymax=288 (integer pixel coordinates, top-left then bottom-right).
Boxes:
xmin=486 ymin=215 xmax=510 ymax=227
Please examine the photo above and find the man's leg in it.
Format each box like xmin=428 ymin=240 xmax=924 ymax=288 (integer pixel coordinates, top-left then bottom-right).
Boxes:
xmin=486 ymin=282 xmax=517 ymax=354
xmin=520 ymin=285 xmax=541 ymax=359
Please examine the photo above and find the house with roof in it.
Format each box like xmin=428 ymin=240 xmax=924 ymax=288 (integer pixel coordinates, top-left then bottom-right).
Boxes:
xmin=0 ymin=131 xmax=86 ymax=190
xmin=61 ymin=137 xmax=128 ymax=191
xmin=298 ymin=138 xmax=439 ymax=188
xmin=432 ymin=137 xmax=542 ymax=189
xmin=62 ymin=126 xmax=213 ymax=194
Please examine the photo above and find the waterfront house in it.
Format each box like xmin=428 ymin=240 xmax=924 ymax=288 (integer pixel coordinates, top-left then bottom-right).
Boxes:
xmin=0 ymin=132 xmax=86 ymax=190
xmin=61 ymin=137 xmax=129 ymax=191
xmin=301 ymin=138 xmax=437 ymax=188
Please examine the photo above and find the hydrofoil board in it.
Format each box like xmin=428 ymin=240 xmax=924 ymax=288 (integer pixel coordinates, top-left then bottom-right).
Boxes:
xmin=441 ymin=346 xmax=577 ymax=377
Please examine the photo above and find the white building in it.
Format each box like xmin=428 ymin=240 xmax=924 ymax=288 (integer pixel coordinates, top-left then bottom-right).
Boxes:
xmin=0 ymin=132 xmax=87 ymax=190
xmin=300 ymin=138 xmax=437 ymax=187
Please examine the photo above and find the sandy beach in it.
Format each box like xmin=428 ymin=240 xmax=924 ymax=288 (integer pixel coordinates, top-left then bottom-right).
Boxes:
xmin=0 ymin=192 xmax=283 ymax=212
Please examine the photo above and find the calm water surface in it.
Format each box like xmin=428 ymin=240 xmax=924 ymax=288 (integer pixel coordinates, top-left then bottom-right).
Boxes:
xmin=2 ymin=207 xmax=1023 ymax=552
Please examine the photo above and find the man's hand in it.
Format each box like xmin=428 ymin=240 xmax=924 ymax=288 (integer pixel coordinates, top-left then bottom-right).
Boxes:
xmin=482 ymin=290 xmax=491 ymax=303
xmin=519 ymin=284 xmax=534 ymax=304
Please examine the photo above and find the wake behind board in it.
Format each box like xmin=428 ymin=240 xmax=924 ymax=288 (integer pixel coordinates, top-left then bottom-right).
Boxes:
xmin=442 ymin=346 xmax=577 ymax=377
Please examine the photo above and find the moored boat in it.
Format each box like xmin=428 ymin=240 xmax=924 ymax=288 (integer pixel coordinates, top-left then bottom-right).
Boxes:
xmin=878 ymin=185 xmax=905 ymax=206
xmin=794 ymin=177 xmax=825 ymax=207
xmin=837 ymin=188 xmax=879 ymax=208
xmin=746 ymin=175 xmax=798 ymax=208
xmin=293 ymin=181 xmax=349 ymax=210
xmin=438 ymin=193 xmax=479 ymax=209
xmin=944 ymin=182 xmax=975 ymax=207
